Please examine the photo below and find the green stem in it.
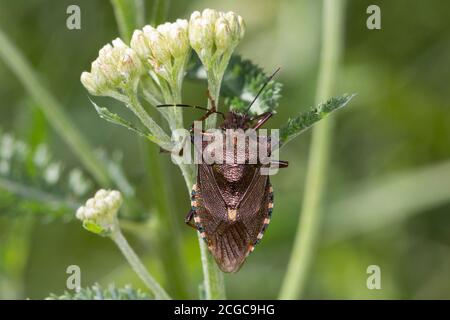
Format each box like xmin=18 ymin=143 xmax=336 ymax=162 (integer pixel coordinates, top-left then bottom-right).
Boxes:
xmin=0 ymin=29 xmax=111 ymax=187
xmin=110 ymin=0 xmax=144 ymax=42
xmin=145 ymin=142 xmax=190 ymax=299
xmin=205 ymin=71 xmax=222 ymax=130
xmin=279 ymin=0 xmax=346 ymax=300
xmin=150 ymin=0 xmax=171 ymax=26
xmin=111 ymin=227 xmax=171 ymax=300
xmin=127 ymin=93 xmax=172 ymax=149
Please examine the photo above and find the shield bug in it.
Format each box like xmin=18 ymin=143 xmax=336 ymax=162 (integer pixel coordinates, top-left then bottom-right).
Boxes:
xmin=158 ymin=69 xmax=287 ymax=272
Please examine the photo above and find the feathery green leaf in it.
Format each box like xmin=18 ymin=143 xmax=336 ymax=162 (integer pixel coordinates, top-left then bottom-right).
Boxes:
xmin=280 ymin=94 xmax=355 ymax=146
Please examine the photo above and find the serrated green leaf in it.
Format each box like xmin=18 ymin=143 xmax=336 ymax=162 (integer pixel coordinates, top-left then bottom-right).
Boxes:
xmin=90 ymin=99 xmax=155 ymax=141
xmin=46 ymin=283 xmax=151 ymax=300
xmin=187 ymin=54 xmax=283 ymax=116
xmin=280 ymin=94 xmax=356 ymax=146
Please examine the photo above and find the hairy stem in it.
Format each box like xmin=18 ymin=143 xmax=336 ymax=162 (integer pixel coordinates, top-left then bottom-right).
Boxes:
xmin=204 ymin=70 xmax=222 ymax=130
xmin=279 ymin=0 xmax=346 ymax=299
xmin=111 ymin=227 xmax=171 ymax=300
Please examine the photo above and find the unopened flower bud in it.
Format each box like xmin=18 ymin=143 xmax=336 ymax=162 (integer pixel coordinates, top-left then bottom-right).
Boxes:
xmin=215 ymin=18 xmax=233 ymax=54
xmin=130 ymin=30 xmax=150 ymax=59
xmin=81 ymin=38 xmax=142 ymax=96
xmin=76 ymin=189 xmax=123 ymax=236
xmin=188 ymin=9 xmax=245 ymax=69
xmin=144 ymin=25 xmax=171 ymax=65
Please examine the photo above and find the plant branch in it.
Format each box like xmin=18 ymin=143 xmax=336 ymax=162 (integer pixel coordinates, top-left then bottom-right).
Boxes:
xmin=279 ymin=0 xmax=346 ymax=299
xmin=111 ymin=226 xmax=171 ymax=299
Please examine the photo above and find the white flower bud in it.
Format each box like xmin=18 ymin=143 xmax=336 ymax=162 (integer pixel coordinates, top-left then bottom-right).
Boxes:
xmin=188 ymin=17 xmax=205 ymax=52
xmin=118 ymin=48 xmax=143 ymax=79
xmin=76 ymin=206 xmax=86 ymax=220
xmin=237 ymin=16 xmax=246 ymax=40
xmin=85 ymin=207 xmax=96 ymax=219
xmin=215 ymin=18 xmax=233 ymax=53
xmin=130 ymin=30 xmax=150 ymax=59
xmin=80 ymin=72 xmax=99 ymax=95
xmin=86 ymin=198 xmax=96 ymax=208
xmin=81 ymin=38 xmax=142 ymax=96
xmin=95 ymin=189 xmax=108 ymax=199
xmin=188 ymin=9 xmax=245 ymax=68
xmin=76 ymin=189 xmax=123 ymax=235
xmin=224 ymin=12 xmax=244 ymax=43
xmin=166 ymin=20 xmax=189 ymax=59
xmin=202 ymin=8 xmax=219 ymax=24
xmin=143 ymin=26 xmax=171 ymax=64
xmin=95 ymin=199 xmax=108 ymax=212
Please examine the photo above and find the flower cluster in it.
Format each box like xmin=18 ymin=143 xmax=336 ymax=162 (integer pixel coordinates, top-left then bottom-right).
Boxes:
xmin=131 ymin=19 xmax=190 ymax=86
xmin=80 ymin=9 xmax=246 ymax=149
xmin=76 ymin=189 xmax=123 ymax=235
xmin=81 ymin=39 xmax=142 ymax=97
xmin=189 ymin=9 xmax=245 ymax=70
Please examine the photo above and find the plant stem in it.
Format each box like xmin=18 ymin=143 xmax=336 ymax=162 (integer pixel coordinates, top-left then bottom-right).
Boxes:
xmin=279 ymin=0 xmax=346 ymax=300
xmin=127 ymin=93 xmax=172 ymax=149
xmin=205 ymin=70 xmax=222 ymax=130
xmin=150 ymin=0 xmax=171 ymax=26
xmin=111 ymin=227 xmax=171 ymax=300
xmin=110 ymin=0 xmax=144 ymax=42
xmin=198 ymin=233 xmax=226 ymax=299
xmin=145 ymin=143 xmax=190 ymax=298
xmin=0 ymin=29 xmax=111 ymax=187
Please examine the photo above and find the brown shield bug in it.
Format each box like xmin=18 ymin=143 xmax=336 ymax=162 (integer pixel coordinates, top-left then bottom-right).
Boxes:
xmin=158 ymin=69 xmax=287 ymax=272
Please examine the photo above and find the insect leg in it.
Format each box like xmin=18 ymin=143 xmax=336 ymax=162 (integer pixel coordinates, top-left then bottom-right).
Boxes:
xmin=252 ymin=112 xmax=273 ymax=130
xmin=271 ymin=160 xmax=289 ymax=168
xmin=261 ymin=160 xmax=289 ymax=169
xmin=184 ymin=209 xmax=197 ymax=230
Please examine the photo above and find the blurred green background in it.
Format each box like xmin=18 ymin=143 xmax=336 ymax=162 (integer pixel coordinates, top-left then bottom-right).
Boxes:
xmin=0 ymin=0 xmax=449 ymax=299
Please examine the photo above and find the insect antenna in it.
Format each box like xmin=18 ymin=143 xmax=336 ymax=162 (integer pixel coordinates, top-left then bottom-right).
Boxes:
xmin=245 ymin=67 xmax=281 ymax=114
xmin=157 ymin=103 xmax=225 ymax=119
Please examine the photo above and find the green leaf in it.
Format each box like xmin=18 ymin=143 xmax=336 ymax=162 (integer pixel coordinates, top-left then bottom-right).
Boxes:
xmin=91 ymin=99 xmax=154 ymax=141
xmin=187 ymin=54 xmax=283 ymax=116
xmin=46 ymin=283 xmax=151 ymax=300
xmin=280 ymin=93 xmax=355 ymax=146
